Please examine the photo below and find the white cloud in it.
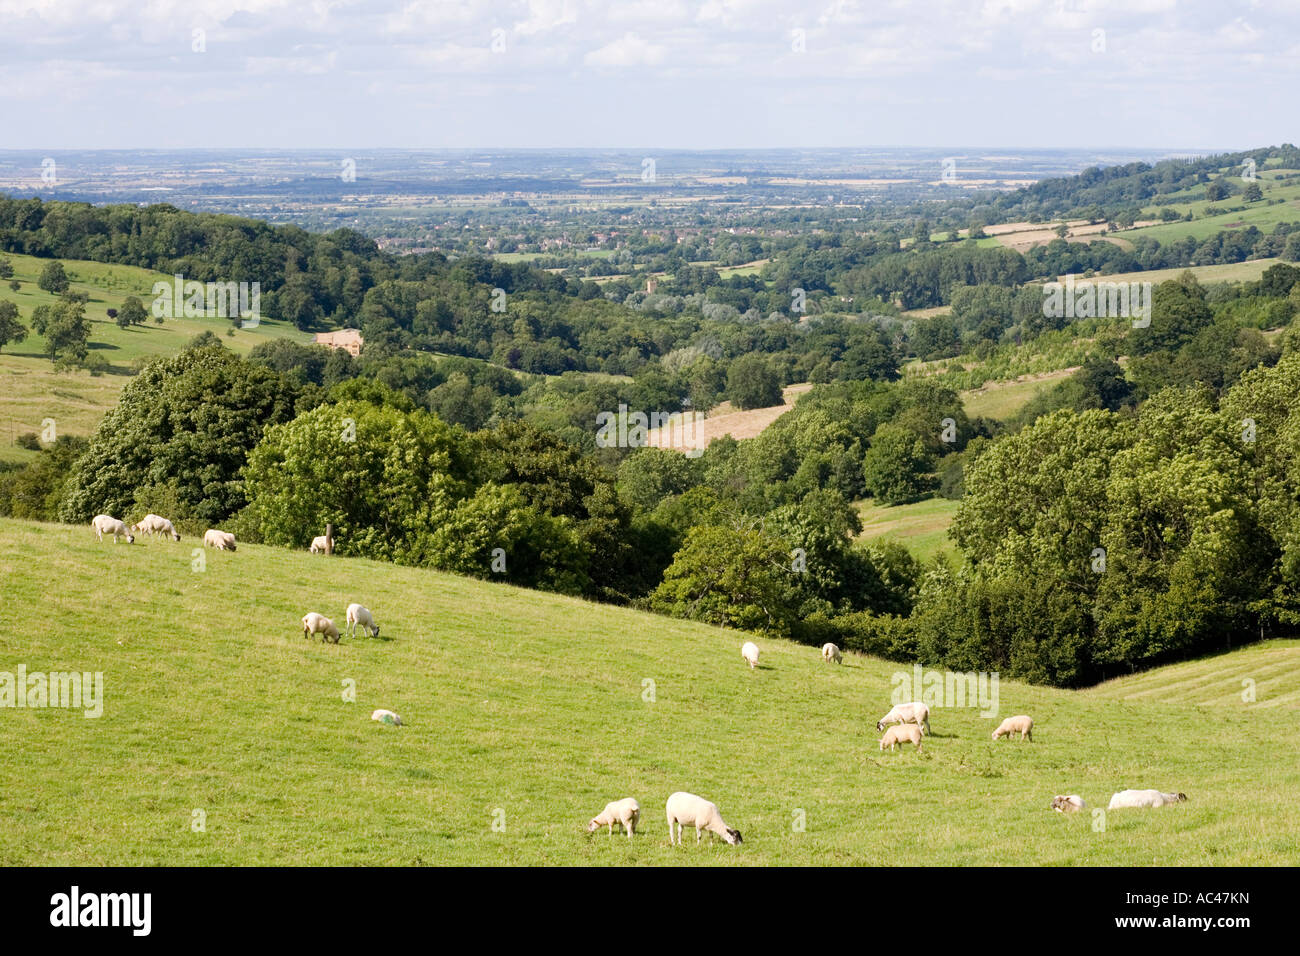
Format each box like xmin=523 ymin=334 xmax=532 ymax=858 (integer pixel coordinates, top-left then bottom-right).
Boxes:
xmin=584 ymin=31 xmax=666 ymax=67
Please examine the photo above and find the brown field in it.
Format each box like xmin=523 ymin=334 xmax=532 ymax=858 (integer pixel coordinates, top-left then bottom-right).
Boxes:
xmin=646 ymin=383 xmax=812 ymax=453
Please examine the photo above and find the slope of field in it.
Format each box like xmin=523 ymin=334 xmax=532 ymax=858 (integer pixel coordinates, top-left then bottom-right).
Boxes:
xmin=1121 ymin=176 xmax=1300 ymax=243
xmin=960 ymin=367 xmax=1078 ymax=421
xmin=0 ymin=253 xmax=312 ymax=459
xmin=7 ymin=517 xmax=1294 ymax=866
xmin=1049 ymin=259 xmax=1283 ymax=287
xmin=645 ymin=383 xmax=812 ymax=453
xmin=855 ymin=497 xmax=958 ymax=561
xmin=1088 ymin=640 xmax=1300 ymax=708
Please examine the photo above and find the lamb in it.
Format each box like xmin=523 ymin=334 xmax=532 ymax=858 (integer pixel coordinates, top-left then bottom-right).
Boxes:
xmin=1107 ymin=789 xmax=1188 ymax=810
xmin=741 ymin=641 xmax=760 ymax=670
xmin=587 ymin=798 xmax=640 ymax=839
xmin=876 ymin=700 xmax=931 ymax=736
xmin=1051 ymin=795 xmax=1086 ymax=813
xmin=665 ymin=792 xmax=742 ymax=846
xmin=821 ymin=643 xmax=842 ymax=664
xmin=345 ymin=603 xmax=380 ymax=640
xmin=371 ymin=709 xmax=402 ymax=726
xmin=301 ymin=612 xmax=341 ymax=643
xmin=203 ymin=529 xmax=237 ymax=551
xmin=132 ymin=513 xmax=180 ymax=542
xmin=91 ymin=514 xmax=134 ymax=544
xmin=992 ymin=714 xmax=1033 ymax=741
xmin=309 ymin=534 xmax=333 ymax=554
xmin=879 ymin=723 xmax=924 ymax=752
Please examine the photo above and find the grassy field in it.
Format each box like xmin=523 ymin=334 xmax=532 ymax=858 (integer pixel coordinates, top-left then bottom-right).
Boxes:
xmin=1054 ymin=259 xmax=1284 ymax=287
xmin=1 ymin=517 xmax=1296 ymax=865
xmin=855 ymin=496 xmax=959 ymax=562
xmin=1120 ymin=175 xmax=1300 ymax=243
xmin=1088 ymin=639 xmax=1300 ymax=708
xmin=0 ymin=253 xmax=311 ymax=460
xmin=960 ymin=367 xmax=1077 ymax=421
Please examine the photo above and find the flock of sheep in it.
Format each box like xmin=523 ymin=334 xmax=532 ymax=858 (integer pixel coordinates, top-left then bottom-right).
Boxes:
xmin=92 ymin=512 xmax=382 ymax=648
xmin=90 ymin=513 xmax=1189 ymax=848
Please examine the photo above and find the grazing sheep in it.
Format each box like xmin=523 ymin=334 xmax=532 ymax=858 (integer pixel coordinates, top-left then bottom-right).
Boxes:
xmin=587 ymin=798 xmax=640 ymax=839
xmin=345 ymin=603 xmax=380 ymax=640
xmin=371 ymin=709 xmax=402 ymax=726
xmin=992 ymin=714 xmax=1034 ymax=741
xmin=309 ymin=534 xmax=332 ymax=554
xmin=666 ymin=792 xmax=742 ymax=846
xmin=132 ymin=513 xmax=181 ymax=542
xmin=1051 ymin=795 xmax=1087 ymax=813
xmin=741 ymin=641 xmax=760 ymax=670
xmin=203 ymin=529 xmax=237 ymax=551
xmin=876 ymin=701 xmax=931 ymax=736
xmin=91 ymin=515 xmax=134 ymax=544
xmin=821 ymin=643 xmax=842 ymax=664
xmin=1107 ymin=789 xmax=1188 ymax=810
xmin=879 ymin=723 xmax=924 ymax=752
xmin=301 ymin=612 xmax=340 ymax=643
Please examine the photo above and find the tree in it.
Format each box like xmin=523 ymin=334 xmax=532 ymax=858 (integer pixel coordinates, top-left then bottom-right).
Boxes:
xmin=59 ymin=347 xmax=303 ymax=524
xmin=0 ymin=300 xmax=27 ymax=353
xmin=861 ymin=423 xmax=934 ymax=504
xmin=420 ymin=482 xmax=588 ymax=594
xmin=616 ymin=447 xmax=700 ymax=512
xmin=1243 ymin=182 xmax=1263 ymax=202
xmin=37 ymin=261 xmax=70 ymax=294
xmin=0 ymin=257 xmax=13 ymax=280
xmin=117 ymin=295 xmax=148 ymax=328
xmin=726 ymin=354 xmax=782 ymax=409
xmin=649 ymin=523 xmax=798 ymax=636
xmin=29 ymin=293 xmax=90 ymax=364
xmin=243 ymin=399 xmax=473 ymax=560
xmin=0 ymin=436 xmax=90 ymax=522
xmin=1204 ymin=178 xmax=1232 ymax=202
xmin=1126 ymin=275 xmax=1213 ymax=357
xmin=949 ymin=283 xmax=1014 ymax=342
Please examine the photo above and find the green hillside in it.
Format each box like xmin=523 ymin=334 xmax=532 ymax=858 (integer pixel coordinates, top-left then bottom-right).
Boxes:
xmin=0 ymin=252 xmax=311 ymax=461
xmin=2 ymin=517 xmax=1296 ymax=865
xmin=1088 ymin=640 xmax=1300 ymax=708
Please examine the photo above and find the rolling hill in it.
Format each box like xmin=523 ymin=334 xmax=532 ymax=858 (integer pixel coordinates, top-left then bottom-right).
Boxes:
xmin=0 ymin=252 xmax=311 ymax=462
xmin=1 ymin=516 xmax=1296 ymax=865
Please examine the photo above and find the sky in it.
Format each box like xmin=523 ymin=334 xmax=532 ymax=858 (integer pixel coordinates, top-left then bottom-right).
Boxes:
xmin=0 ymin=0 xmax=1295 ymax=150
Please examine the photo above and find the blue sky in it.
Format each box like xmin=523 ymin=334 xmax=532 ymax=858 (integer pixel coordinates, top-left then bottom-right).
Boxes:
xmin=0 ymin=0 xmax=1294 ymax=150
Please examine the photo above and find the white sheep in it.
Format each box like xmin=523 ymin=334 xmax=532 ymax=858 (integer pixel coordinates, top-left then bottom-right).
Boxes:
xmin=132 ymin=513 xmax=180 ymax=542
xmin=741 ymin=641 xmax=760 ymax=670
xmin=1051 ymin=795 xmax=1086 ymax=813
xmin=91 ymin=514 xmax=134 ymax=544
xmin=876 ymin=700 xmax=931 ymax=736
xmin=371 ymin=709 xmax=402 ymax=726
xmin=587 ymin=798 xmax=640 ymax=839
xmin=203 ymin=529 xmax=237 ymax=551
xmin=821 ymin=642 xmax=842 ymax=664
xmin=309 ymin=534 xmax=333 ymax=554
xmin=302 ymin=612 xmax=340 ymax=643
xmin=345 ymin=603 xmax=380 ymax=640
xmin=1107 ymin=789 xmax=1188 ymax=810
xmin=666 ymin=792 xmax=742 ymax=846
xmin=879 ymin=723 xmax=923 ymax=752
xmin=992 ymin=714 xmax=1033 ymax=741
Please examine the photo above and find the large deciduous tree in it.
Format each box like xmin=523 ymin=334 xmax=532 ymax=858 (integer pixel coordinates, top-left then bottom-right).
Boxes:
xmin=59 ymin=346 xmax=302 ymax=524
